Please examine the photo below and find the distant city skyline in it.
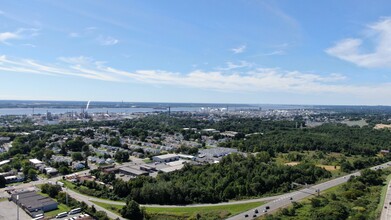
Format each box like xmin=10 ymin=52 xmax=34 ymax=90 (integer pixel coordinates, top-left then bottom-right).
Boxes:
xmin=1 ymin=1 xmax=391 ymax=105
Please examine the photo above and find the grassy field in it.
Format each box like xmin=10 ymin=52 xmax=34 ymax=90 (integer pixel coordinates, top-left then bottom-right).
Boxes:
xmin=45 ymin=203 xmax=69 ymax=218
xmin=92 ymin=200 xmax=266 ymax=220
xmin=142 ymin=158 xmax=152 ymax=163
xmin=37 ymin=190 xmax=72 ymax=218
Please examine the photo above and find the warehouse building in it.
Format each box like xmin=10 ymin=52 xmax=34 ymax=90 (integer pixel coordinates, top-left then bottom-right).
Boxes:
xmin=11 ymin=191 xmax=58 ymax=217
xmin=152 ymin=154 xmax=179 ymax=163
xmin=118 ymin=166 xmax=149 ymax=177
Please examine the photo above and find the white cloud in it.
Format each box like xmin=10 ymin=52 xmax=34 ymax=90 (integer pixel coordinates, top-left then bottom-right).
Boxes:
xmin=2 ymin=54 xmax=391 ymax=103
xmin=231 ymin=45 xmax=246 ymax=54
xmin=326 ymin=17 xmax=391 ymax=68
xmin=252 ymin=50 xmax=285 ymax=57
xmin=216 ymin=61 xmax=253 ymax=71
xmin=97 ymin=36 xmax=119 ymax=46
xmin=0 ymin=28 xmax=39 ymax=45
xmin=0 ymin=32 xmax=20 ymax=44
xmin=58 ymin=56 xmax=94 ymax=65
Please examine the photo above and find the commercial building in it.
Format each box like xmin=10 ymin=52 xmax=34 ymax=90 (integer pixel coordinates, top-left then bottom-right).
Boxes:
xmin=118 ymin=166 xmax=149 ymax=177
xmin=152 ymin=154 xmax=179 ymax=163
xmin=11 ymin=191 xmax=58 ymax=217
xmin=178 ymin=154 xmax=196 ymax=161
xmin=199 ymin=147 xmax=238 ymax=158
xmin=29 ymin=158 xmax=44 ymax=167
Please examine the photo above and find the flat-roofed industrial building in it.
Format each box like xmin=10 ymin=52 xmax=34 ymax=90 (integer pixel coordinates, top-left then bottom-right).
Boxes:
xmin=11 ymin=191 xmax=58 ymax=217
xmin=118 ymin=166 xmax=149 ymax=177
xmin=152 ymin=154 xmax=179 ymax=163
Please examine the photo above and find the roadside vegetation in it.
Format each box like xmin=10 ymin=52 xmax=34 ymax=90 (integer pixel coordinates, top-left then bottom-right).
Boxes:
xmin=92 ymin=200 xmax=266 ymax=220
xmin=260 ymin=169 xmax=391 ymax=220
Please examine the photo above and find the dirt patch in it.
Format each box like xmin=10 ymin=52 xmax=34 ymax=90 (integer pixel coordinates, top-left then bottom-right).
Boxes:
xmin=317 ymin=165 xmax=340 ymax=171
xmin=374 ymin=124 xmax=391 ymax=130
xmin=285 ymin=162 xmax=300 ymax=166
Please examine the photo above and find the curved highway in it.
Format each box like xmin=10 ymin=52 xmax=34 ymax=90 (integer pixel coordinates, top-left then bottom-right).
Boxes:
xmin=226 ymin=161 xmax=391 ymax=220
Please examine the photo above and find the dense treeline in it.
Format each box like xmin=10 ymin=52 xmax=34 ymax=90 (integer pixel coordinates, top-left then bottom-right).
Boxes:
xmin=212 ymin=118 xmax=299 ymax=134
xmin=111 ymin=154 xmax=331 ymax=205
xmin=221 ymin=123 xmax=391 ymax=155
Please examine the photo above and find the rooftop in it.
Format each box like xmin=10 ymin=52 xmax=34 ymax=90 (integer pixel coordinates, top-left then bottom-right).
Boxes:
xmin=154 ymin=154 xmax=179 ymax=159
xmin=119 ymin=166 xmax=148 ymax=176
xmin=29 ymin=158 xmax=44 ymax=165
xmin=12 ymin=191 xmax=58 ymax=212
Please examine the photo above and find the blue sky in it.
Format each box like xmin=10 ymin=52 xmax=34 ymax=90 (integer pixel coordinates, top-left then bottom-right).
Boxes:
xmin=1 ymin=0 xmax=391 ymax=105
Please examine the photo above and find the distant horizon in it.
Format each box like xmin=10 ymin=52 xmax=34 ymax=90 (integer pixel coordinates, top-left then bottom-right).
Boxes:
xmin=1 ymin=99 xmax=391 ymax=108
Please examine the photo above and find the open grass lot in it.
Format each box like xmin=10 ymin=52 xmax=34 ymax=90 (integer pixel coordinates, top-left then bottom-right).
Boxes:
xmin=316 ymin=165 xmax=340 ymax=171
xmin=45 ymin=203 xmax=69 ymax=218
xmin=37 ymin=190 xmax=72 ymax=218
xmin=142 ymin=158 xmax=152 ymax=163
xmin=92 ymin=200 xmax=266 ymax=220
xmin=277 ymin=151 xmax=364 ymax=177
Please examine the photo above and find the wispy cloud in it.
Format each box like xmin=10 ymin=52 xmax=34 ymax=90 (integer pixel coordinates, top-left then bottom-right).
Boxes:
xmin=216 ymin=61 xmax=253 ymax=71
xmin=0 ymin=32 xmax=20 ymax=44
xmin=96 ymin=35 xmax=119 ymax=46
xmin=252 ymin=50 xmax=285 ymax=57
xmin=69 ymin=32 xmax=80 ymax=38
xmin=2 ymin=54 xmax=391 ymax=102
xmin=21 ymin=43 xmax=37 ymax=48
xmin=0 ymin=28 xmax=39 ymax=45
xmin=231 ymin=45 xmax=246 ymax=54
xmin=326 ymin=17 xmax=391 ymax=68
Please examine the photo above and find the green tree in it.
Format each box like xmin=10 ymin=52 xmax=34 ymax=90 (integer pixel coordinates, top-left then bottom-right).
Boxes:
xmin=72 ymin=152 xmax=84 ymax=161
xmin=41 ymin=184 xmax=61 ymax=198
xmin=120 ymin=200 xmax=144 ymax=220
xmin=27 ymin=169 xmax=37 ymax=180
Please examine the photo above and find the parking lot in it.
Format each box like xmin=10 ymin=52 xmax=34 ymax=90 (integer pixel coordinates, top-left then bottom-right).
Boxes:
xmin=0 ymin=200 xmax=31 ymax=220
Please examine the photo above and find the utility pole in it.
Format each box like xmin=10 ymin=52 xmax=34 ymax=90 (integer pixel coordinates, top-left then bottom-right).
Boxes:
xmin=16 ymin=195 xmax=19 ymax=220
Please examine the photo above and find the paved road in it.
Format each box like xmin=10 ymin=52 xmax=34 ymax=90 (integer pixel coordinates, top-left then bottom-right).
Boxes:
xmin=65 ymin=188 xmax=126 ymax=220
xmin=226 ymin=161 xmax=391 ymax=220
xmin=380 ymin=175 xmax=391 ymax=220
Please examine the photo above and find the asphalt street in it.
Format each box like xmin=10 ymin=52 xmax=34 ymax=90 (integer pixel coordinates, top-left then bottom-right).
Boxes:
xmin=226 ymin=161 xmax=391 ymax=220
xmin=380 ymin=175 xmax=391 ymax=220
